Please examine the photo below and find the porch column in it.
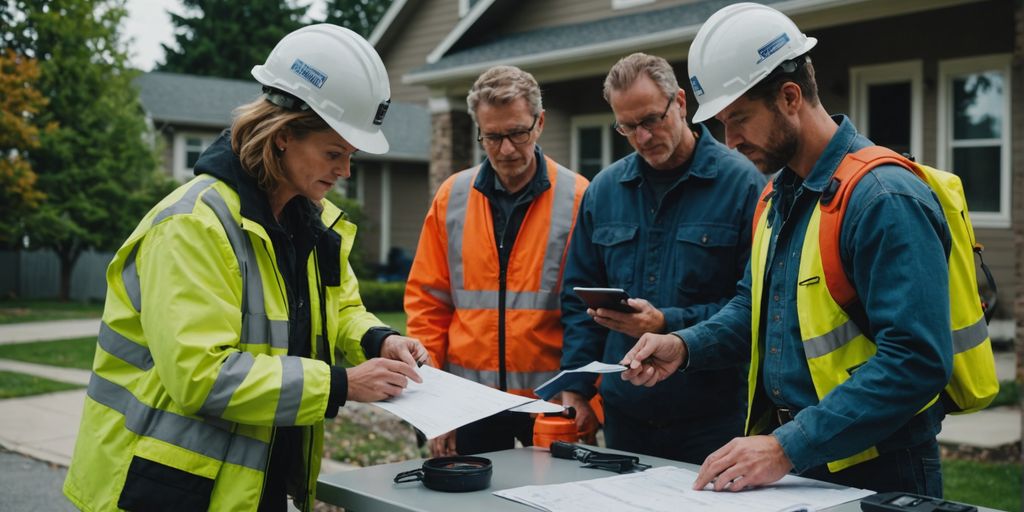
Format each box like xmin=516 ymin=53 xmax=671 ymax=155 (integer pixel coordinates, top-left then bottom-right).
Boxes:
xmin=428 ymin=94 xmax=474 ymax=196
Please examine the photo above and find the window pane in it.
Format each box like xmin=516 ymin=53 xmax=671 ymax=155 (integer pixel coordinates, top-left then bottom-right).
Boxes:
xmin=578 ymin=127 xmax=603 ymax=180
xmin=867 ymin=82 xmax=911 ymax=156
xmin=952 ymin=146 xmax=1000 ymax=212
xmin=186 ymin=150 xmax=201 ymax=168
xmin=952 ymin=72 xmax=1004 ymax=140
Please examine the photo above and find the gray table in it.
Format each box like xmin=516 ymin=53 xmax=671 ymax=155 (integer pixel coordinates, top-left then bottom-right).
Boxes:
xmin=317 ymin=446 xmax=994 ymax=512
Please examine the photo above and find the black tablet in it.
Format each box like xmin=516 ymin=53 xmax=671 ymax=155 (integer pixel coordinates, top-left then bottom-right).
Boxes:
xmin=573 ymin=287 xmax=636 ymax=313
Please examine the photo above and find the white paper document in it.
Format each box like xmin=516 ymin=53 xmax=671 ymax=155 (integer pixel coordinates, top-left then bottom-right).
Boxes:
xmin=494 ymin=466 xmax=874 ymax=512
xmin=533 ymin=361 xmax=627 ymax=400
xmin=371 ymin=365 xmax=562 ymax=439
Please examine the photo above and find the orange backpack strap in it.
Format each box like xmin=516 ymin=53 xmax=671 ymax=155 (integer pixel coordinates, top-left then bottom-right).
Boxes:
xmin=752 ymin=181 xmax=775 ymax=243
xmin=818 ymin=146 xmax=922 ymax=308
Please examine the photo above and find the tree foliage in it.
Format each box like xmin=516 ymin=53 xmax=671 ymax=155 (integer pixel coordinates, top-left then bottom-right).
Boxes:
xmin=0 ymin=49 xmax=49 ymax=246
xmin=1 ymin=0 xmax=172 ymax=300
xmin=159 ymin=0 xmax=307 ymax=80
xmin=323 ymin=0 xmax=392 ymax=38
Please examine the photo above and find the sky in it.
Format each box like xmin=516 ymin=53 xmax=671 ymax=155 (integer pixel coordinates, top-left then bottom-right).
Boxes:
xmin=120 ymin=0 xmax=327 ymax=71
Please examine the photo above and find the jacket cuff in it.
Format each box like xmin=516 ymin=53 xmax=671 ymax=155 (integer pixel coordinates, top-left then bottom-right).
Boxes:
xmin=361 ymin=326 xmax=400 ymax=359
xmin=326 ymin=365 xmax=348 ymax=418
xmin=674 ymin=324 xmax=712 ymax=371
xmin=773 ymin=419 xmax=816 ymax=473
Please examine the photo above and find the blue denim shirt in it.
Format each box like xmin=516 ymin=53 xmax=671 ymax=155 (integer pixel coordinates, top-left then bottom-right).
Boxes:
xmin=560 ymin=123 xmax=765 ymax=423
xmin=679 ymin=116 xmax=953 ymax=472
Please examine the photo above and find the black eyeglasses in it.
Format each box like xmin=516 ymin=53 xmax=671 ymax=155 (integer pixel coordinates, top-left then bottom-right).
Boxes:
xmin=614 ymin=97 xmax=674 ymax=136
xmin=477 ymin=115 xmax=538 ymax=148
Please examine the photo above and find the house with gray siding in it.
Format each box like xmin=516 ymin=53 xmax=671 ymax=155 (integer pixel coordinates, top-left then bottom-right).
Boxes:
xmin=371 ymin=0 xmax=1022 ymax=331
xmin=133 ymin=71 xmax=432 ymax=267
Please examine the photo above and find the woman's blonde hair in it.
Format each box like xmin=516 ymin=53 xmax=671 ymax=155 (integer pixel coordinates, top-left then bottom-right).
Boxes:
xmin=230 ymin=97 xmax=330 ymax=191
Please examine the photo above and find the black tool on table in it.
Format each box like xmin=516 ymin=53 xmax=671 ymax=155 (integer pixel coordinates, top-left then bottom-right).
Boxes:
xmin=549 ymin=441 xmax=651 ymax=473
xmin=393 ymin=456 xmax=493 ymax=492
xmin=860 ymin=492 xmax=977 ymax=512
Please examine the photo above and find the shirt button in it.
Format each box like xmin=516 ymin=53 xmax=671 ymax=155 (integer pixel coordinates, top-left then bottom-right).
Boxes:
xmin=770 ymin=347 xmax=778 ymax=354
xmin=773 ymin=389 xmax=781 ymax=396
xmin=773 ymin=294 xmax=780 ymax=302
xmin=777 ymin=261 xmax=784 ymax=267
xmin=701 ymin=234 xmax=709 ymax=244
xmin=648 ymin=275 xmax=656 ymax=283
xmin=650 ymin=208 xmax=656 ymax=214
xmin=773 ymin=315 xmax=780 ymax=322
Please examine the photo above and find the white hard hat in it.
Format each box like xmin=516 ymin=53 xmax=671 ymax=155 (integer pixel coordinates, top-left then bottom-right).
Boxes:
xmin=688 ymin=2 xmax=817 ymax=123
xmin=252 ymin=24 xmax=392 ymax=154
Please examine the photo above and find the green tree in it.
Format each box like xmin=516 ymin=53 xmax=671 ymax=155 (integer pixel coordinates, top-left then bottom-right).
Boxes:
xmin=159 ymin=0 xmax=307 ymax=80
xmin=322 ymin=0 xmax=392 ymax=38
xmin=0 ymin=49 xmax=49 ymax=247
xmin=2 ymin=0 xmax=173 ymax=300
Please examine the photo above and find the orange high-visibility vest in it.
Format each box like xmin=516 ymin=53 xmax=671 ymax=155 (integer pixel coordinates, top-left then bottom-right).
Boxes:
xmin=405 ymin=157 xmax=588 ymax=397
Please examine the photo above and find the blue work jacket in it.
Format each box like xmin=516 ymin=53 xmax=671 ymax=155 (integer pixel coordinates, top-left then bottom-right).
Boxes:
xmin=679 ymin=116 xmax=953 ymax=472
xmin=560 ymin=123 xmax=765 ymax=424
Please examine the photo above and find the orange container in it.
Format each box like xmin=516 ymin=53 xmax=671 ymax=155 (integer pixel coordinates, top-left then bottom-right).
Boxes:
xmin=533 ymin=413 xmax=578 ymax=449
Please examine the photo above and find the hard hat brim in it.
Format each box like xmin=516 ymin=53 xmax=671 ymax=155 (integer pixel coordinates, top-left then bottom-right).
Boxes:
xmin=324 ymin=116 xmax=390 ymax=155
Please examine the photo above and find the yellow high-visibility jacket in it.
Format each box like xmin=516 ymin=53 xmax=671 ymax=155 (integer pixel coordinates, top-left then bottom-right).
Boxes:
xmin=64 ymin=174 xmax=380 ymax=511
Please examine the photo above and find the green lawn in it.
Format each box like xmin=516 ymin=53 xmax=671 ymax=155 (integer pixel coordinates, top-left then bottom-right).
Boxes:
xmin=0 ymin=370 xmax=83 ymax=398
xmin=374 ymin=311 xmax=407 ymax=335
xmin=0 ymin=337 xmax=97 ymax=370
xmin=944 ymin=459 xmax=1021 ymax=511
xmin=0 ymin=299 xmax=103 ymax=324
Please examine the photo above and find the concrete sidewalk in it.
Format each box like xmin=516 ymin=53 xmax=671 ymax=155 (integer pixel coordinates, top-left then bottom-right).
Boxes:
xmin=0 ymin=318 xmax=101 ymax=345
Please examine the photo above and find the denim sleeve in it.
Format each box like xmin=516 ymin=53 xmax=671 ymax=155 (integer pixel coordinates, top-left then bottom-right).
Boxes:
xmin=559 ymin=190 xmax=608 ymax=398
xmin=674 ymin=261 xmax=753 ymax=371
xmin=775 ymin=171 xmax=954 ymax=472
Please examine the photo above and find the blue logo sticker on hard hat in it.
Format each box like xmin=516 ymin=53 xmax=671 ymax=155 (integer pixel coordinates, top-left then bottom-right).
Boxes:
xmin=756 ymin=33 xmax=790 ymax=64
xmin=690 ymin=76 xmax=705 ymax=97
xmin=290 ymin=59 xmax=328 ymax=89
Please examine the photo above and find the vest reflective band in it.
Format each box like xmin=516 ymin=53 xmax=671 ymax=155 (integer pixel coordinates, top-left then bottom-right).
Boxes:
xmin=444 ymin=162 xmax=578 ymax=311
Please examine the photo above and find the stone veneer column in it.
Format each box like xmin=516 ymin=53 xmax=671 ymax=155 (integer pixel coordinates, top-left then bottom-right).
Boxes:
xmin=428 ymin=95 xmax=474 ymax=197
xmin=1012 ymin=0 xmax=1023 ymax=387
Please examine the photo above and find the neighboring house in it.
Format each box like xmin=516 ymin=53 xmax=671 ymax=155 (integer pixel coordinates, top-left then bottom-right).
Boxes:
xmin=370 ymin=0 xmax=1022 ymax=327
xmin=133 ymin=71 xmax=432 ymax=266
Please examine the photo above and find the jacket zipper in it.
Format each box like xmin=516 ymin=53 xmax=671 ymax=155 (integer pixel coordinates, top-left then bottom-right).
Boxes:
xmin=496 ymin=220 xmax=509 ymax=391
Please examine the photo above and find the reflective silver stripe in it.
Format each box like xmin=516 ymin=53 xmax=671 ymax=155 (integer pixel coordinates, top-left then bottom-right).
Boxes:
xmin=153 ymin=177 xmax=217 ymax=225
xmin=201 ymin=190 xmax=289 ymax=349
xmin=451 ymin=289 xmax=559 ymax=310
xmin=447 ymin=363 xmax=559 ymax=390
xmin=88 ymin=373 xmax=268 ymax=470
xmin=445 ymin=164 xmax=573 ymax=311
xmin=274 ymin=356 xmax=304 ymax=425
xmin=537 ymin=164 xmax=577 ymax=296
xmin=445 ymin=168 xmax=477 ymax=294
xmin=98 ymin=322 xmax=153 ymax=371
xmin=122 ymin=245 xmax=142 ymax=312
xmin=199 ymin=352 xmax=255 ymax=418
xmin=423 ymin=285 xmax=453 ymax=307
xmin=802 ymin=318 xmax=861 ymax=359
xmin=953 ymin=316 xmax=988 ymax=354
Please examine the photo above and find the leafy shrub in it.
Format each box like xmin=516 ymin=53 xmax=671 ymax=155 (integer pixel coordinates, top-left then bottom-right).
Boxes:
xmin=359 ymin=280 xmax=405 ymax=312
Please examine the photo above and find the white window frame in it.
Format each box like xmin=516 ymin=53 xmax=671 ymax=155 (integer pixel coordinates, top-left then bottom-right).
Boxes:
xmin=570 ymin=113 xmax=617 ymax=175
xmin=613 ymin=0 xmax=655 ymax=10
xmin=849 ymin=60 xmax=923 ymax=160
xmin=937 ymin=54 xmax=1012 ymax=228
xmin=173 ymin=132 xmax=217 ymax=182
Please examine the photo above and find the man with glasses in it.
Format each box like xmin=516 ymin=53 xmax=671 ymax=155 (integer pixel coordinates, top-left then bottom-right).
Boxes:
xmin=406 ymin=65 xmax=589 ymax=456
xmin=559 ymin=53 xmax=764 ymax=463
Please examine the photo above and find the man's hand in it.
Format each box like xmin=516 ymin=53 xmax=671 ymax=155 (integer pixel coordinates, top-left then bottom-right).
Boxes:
xmin=429 ymin=430 xmax=457 ymax=457
xmin=693 ymin=435 xmax=794 ymax=492
xmin=619 ymin=333 xmax=687 ymax=387
xmin=561 ymin=391 xmax=599 ymax=444
xmin=346 ymin=358 xmax=422 ymax=402
xmin=380 ymin=334 xmax=429 ymax=368
xmin=588 ymin=298 xmax=664 ymax=339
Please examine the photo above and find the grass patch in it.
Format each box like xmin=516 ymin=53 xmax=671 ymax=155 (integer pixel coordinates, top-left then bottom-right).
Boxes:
xmin=374 ymin=311 xmax=407 ymax=336
xmin=943 ymin=459 xmax=1021 ymax=511
xmin=0 ymin=299 xmax=103 ymax=324
xmin=0 ymin=370 xmax=83 ymax=398
xmin=323 ymin=403 xmax=426 ymax=467
xmin=989 ymin=380 xmax=1019 ymax=409
xmin=0 ymin=337 xmax=97 ymax=370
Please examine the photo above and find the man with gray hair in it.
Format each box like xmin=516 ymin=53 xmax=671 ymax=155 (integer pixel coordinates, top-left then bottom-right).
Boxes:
xmin=560 ymin=53 xmax=764 ymax=463
xmin=406 ymin=65 xmax=589 ymax=456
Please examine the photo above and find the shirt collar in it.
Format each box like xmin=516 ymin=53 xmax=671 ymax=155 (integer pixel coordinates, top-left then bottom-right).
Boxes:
xmin=619 ymin=123 xmax=718 ymax=184
xmin=474 ymin=144 xmax=551 ymax=196
xmin=775 ymin=114 xmax=860 ymax=193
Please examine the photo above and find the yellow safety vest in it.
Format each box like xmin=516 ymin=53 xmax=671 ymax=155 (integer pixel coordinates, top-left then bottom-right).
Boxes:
xmin=64 ymin=176 xmax=379 ymax=511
